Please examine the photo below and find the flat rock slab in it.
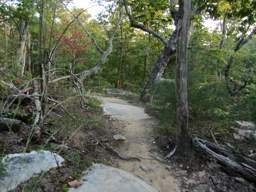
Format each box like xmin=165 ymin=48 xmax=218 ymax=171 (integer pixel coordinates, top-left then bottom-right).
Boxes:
xmin=69 ymin=164 xmax=159 ymax=192
xmin=0 ymin=150 xmax=64 ymax=192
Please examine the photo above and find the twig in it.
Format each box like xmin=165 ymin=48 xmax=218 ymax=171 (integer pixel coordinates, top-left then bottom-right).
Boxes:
xmin=47 ymin=97 xmax=76 ymax=120
xmin=99 ymin=142 xmax=141 ymax=161
xmin=210 ymin=128 xmax=219 ymax=145
xmin=165 ymin=146 xmax=177 ymax=159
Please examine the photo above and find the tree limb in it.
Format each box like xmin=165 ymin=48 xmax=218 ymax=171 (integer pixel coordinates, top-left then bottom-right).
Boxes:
xmin=122 ymin=0 xmax=167 ymax=46
xmin=224 ymin=26 xmax=256 ymax=96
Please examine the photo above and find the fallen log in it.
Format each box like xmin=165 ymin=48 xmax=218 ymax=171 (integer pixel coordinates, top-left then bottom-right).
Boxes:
xmin=193 ymin=137 xmax=256 ymax=183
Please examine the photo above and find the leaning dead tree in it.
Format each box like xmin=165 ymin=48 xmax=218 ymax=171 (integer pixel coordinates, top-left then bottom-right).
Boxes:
xmin=122 ymin=0 xmax=178 ymax=100
xmin=194 ymin=138 xmax=256 ymax=183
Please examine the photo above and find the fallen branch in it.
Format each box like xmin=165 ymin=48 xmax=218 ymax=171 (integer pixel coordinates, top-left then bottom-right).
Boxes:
xmin=47 ymin=97 xmax=76 ymax=120
xmin=1 ymin=80 xmax=20 ymax=94
xmin=193 ymin=137 xmax=256 ymax=183
xmin=100 ymin=142 xmax=141 ymax=161
xmin=165 ymin=146 xmax=176 ymax=159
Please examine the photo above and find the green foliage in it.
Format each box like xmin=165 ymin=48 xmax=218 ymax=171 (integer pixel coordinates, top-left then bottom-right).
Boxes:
xmin=86 ymin=97 xmax=101 ymax=110
xmin=189 ymin=81 xmax=232 ymax=121
xmin=146 ymin=80 xmax=176 ymax=134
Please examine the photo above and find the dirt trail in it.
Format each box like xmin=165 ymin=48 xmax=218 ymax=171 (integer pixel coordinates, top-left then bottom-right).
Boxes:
xmin=101 ymin=97 xmax=180 ymax=192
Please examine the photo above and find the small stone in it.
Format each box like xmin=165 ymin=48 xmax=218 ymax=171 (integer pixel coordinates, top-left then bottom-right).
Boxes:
xmin=176 ymin=170 xmax=187 ymax=176
xmin=139 ymin=165 xmax=150 ymax=172
xmin=198 ymin=170 xmax=206 ymax=178
xmin=68 ymin=180 xmax=82 ymax=188
xmin=165 ymin=165 xmax=172 ymax=171
xmin=185 ymin=179 xmax=196 ymax=185
xmin=113 ymin=134 xmax=126 ymax=141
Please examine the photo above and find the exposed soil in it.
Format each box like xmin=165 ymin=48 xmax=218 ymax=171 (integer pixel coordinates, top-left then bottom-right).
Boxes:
xmin=100 ymin=97 xmax=180 ymax=192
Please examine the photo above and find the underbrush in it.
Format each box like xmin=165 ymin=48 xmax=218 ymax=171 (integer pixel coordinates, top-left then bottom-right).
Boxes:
xmin=146 ymin=80 xmax=256 ymax=152
xmin=0 ymin=85 xmax=117 ymax=191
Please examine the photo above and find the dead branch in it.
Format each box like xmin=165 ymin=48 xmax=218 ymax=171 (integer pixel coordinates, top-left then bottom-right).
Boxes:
xmin=165 ymin=146 xmax=177 ymax=159
xmin=1 ymin=80 xmax=20 ymax=94
xmin=193 ymin=137 xmax=256 ymax=183
xmin=224 ymin=26 xmax=256 ymax=96
xmin=100 ymin=142 xmax=141 ymax=161
xmin=47 ymin=97 xmax=76 ymax=120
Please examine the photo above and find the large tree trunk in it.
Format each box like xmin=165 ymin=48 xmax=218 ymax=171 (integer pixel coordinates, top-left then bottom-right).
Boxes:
xmin=175 ymin=0 xmax=192 ymax=158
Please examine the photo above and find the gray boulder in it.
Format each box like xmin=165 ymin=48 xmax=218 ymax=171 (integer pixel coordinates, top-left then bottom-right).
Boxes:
xmin=233 ymin=121 xmax=256 ymax=140
xmin=0 ymin=150 xmax=64 ymax=192
xmin=69 ymin=164 xmax=159 ymax=192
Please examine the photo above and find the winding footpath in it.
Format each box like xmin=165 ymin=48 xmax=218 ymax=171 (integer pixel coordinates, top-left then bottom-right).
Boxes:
xmin=101 ymin=97 xmax=179 ymax=192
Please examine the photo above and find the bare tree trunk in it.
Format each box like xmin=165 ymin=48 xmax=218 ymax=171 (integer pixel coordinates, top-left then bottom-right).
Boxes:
xmin=30 ymin=0 xmax=45 ymax=131
xmin=175 ymin=0 xmax=192 ymax=158
xmin=4 ymin=23 xmax=9 ymax=64
xmin=17 ymin=21 xmax=29 ymax=76
xmin=117 ymin=22 xmax=124 ymax=88
xmin=219 ymin=15 xmax=226 ymax=49
xmin=26 ymin=32 xmax=32 ymax=73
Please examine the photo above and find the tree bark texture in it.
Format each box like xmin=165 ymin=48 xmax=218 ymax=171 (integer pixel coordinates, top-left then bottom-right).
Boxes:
xmin=175 ymin=0 xmax=192 ymax=157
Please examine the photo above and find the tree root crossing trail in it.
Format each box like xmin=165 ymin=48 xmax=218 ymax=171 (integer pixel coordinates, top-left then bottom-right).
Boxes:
xmin=101 ymin=97 xmax=180 ymax=192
